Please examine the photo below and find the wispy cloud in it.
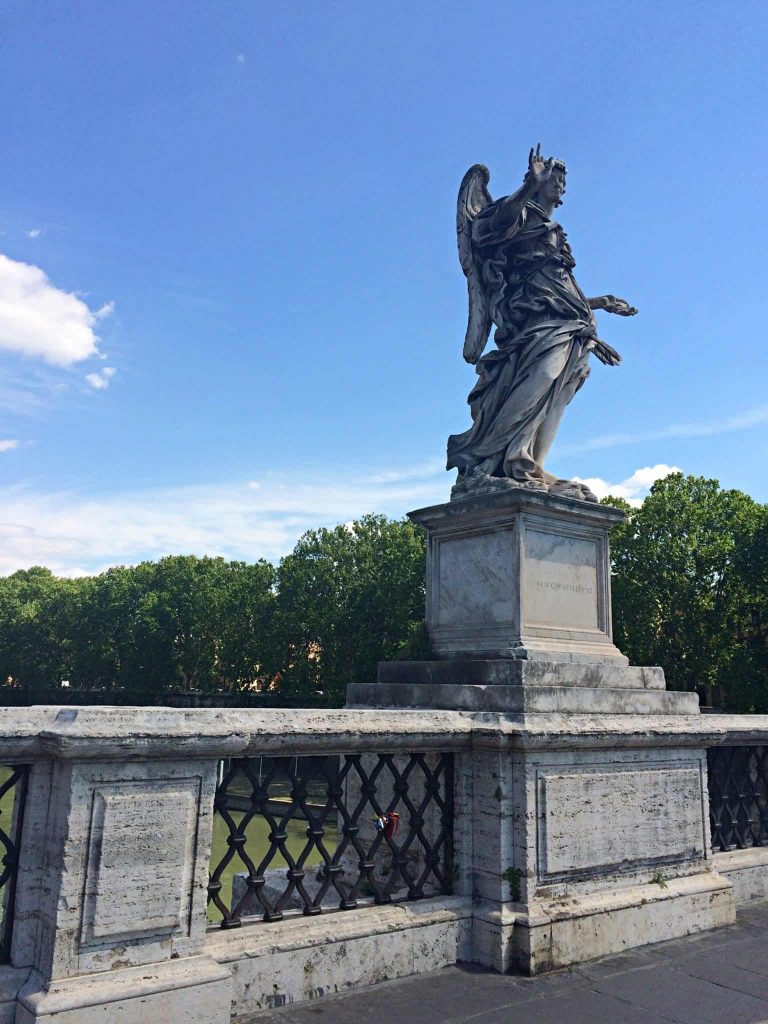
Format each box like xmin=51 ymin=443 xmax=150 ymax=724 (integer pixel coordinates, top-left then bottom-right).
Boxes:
xmin=0 ymin=439 xmax=19 ymax=453
xmin=236 ymin=53 xmax=246 ymax=64
xmin=574 ymin=464 xmax=681 ymax=506
xmin=0 ymin=253 xmax=113 ymax=366
xmin=26 ymin=228 xmax=42 ymax=239
xmin=85 ymin=366 xmax=116 ymax=390
xmin=556 ymin=404 xmax=768 ymax=456
xmin=0 ymin=362 xmax=70 ymax=417
xmin=365 ymin=458 xmax=444 ymax=483
xmin=0 ymin=470 xmax=450 ymax=576
xmin=94 ymin=301 xmax=115 ymax=321
xmin=0 ymin=461 xmax=684 ymax=576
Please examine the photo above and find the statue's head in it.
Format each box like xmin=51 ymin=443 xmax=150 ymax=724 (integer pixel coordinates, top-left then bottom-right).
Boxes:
xmin=535 ymin=158 xmax=567 ymax=208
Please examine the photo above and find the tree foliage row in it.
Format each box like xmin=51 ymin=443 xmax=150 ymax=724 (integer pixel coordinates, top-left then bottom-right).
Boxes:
xmin=606 ymin=474 xmax=767 ymax=710
xmin=0 ymin=515 xmax=426 ymax=704
xmin=0 ymin=476 xmax=766 ymax=710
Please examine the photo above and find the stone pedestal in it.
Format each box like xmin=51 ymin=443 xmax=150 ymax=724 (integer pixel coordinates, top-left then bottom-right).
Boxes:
xmin=411 ymin=489 xmax=626 ymax=663
xmin=349 ymin=489 xmax=736 ymax=974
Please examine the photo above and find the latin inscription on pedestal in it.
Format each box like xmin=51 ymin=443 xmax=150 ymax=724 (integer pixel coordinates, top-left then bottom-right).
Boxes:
xmin=524 ymin=528 xmax=599 ymax=631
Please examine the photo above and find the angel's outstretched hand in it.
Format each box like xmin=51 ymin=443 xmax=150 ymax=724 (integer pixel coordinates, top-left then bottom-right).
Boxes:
xmin=598 ymin=294 xmax=638 ymax=316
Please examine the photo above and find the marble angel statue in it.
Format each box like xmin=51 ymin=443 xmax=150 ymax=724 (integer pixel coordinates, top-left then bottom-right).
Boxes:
xmin=447 ymin=145 xmax=637 ymax=502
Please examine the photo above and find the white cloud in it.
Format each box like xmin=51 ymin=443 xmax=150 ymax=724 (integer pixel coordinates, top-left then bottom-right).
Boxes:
xmin=365 ymin=458 xmax=444 ymax=483
xmin=0 ymin=470 xmax=451 ymax=576
xmin=26 ymin=228 xmax=42 ymax=239
xmin=573 ymin=464 xmax=681 ymax=506
xmin=0 ymin=253 xmax=113 ymax=366
xmin=94 ymin=301 xmax=115 ymax=321
xmin=85 ymin=366 xmax=116 ymax=390
xmin=236 ymin=53 xmax=246 ymax=63
xmin=0 ymin=439 xmax=19 ymax=452
xmin=556 ymin=404 xmax=768 ymax=456
xmin=0 ymin=462 xmax=691 ymax=576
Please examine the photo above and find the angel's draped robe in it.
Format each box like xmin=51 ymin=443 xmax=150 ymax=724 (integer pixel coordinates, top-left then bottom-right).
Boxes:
xmin=447 ymin=197 xmax=597 ymax=484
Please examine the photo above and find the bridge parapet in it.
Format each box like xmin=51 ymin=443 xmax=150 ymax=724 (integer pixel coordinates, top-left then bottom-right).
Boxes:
xmin=0 ymin=706 xmax=765 ymax=1020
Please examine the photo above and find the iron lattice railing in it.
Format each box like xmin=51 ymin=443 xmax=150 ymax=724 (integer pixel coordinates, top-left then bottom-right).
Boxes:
xmin=0 ymin=765 xmax=28 ymax=962
xmin=208 ymin=752 xmax=454 ymax=928
xmin=708 ymin=746 xmax=768 ymax=852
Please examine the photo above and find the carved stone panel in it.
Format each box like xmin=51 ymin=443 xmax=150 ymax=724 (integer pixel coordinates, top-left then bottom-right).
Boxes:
xmin=537 ymin=763 xmax=706 ymax=881
xmin=523 ymin=528 xmax=599 ymax=631
xmin=435 ymin=530 xmax=515 ymax=628
xmin=80 ymin=776 xmax=202 ymax=947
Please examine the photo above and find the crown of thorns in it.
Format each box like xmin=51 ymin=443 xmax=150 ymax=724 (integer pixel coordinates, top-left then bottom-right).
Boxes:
xmin=543 ymin=158 xmax=567 ymax=173
xmin=525 ymin=156 xmax=567 ymax=180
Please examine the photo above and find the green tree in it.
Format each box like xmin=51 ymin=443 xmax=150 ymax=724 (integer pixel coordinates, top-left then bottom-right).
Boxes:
xmin=0 ymin=556 xmax=278 ymax=700
xmin=73 ymin=556 xmax=277 ymax=696
xmin=215 ymin=559 xmax=278 ymax=691
xmin=0 ymin=568 xmax=88 ymax=692
xmin=274 ymin=514 xmax=426 ymax=702
xmin=721 ymin=507 xmax=768 ymax=710
xmin=605 ymin=473 xmax=767 ymax=707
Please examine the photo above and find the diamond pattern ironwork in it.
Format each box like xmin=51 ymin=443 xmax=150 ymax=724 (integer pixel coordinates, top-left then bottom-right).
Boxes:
xmin=208 ymin=752 xmax=454 ymax=928
xmin=0 ymin=764 xmax=28 ymax=963
xmin=708 ymin=746 xmax=768 ymax=852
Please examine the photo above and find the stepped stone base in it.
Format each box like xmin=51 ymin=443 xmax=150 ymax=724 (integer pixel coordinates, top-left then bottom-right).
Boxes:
xmin=348 ymin=681 xmax=698 ymax=714
xmin=347 ymin=659 xmax=699 ymax=715
xmin=379 ymin=660 xmax=667 ymax=689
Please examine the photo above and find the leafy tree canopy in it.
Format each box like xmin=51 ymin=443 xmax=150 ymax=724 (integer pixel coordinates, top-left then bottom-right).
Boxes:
xmin=603 ymin=473 xmax=767 ymax=710
xmin=274 ymin=514 xmax=425 ymax=701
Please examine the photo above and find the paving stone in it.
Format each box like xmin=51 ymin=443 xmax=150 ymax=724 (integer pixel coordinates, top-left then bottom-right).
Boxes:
xmin=241 ymin=904 xmax=768 ymax=1024
xmin=465 ymin=988 xmax=674 ymax=1024
xmin=574 ymin=949 xmax=658 ymax=980
xmin=674 ymin=955 xmax=768 ymax=1001
xmin=689 ymin=936 xmax=768 ymax=977
xmin=738 ymin=904 xmax=768 ymax=931
xmin=592 ymin=964 xmax=768 ymax=1023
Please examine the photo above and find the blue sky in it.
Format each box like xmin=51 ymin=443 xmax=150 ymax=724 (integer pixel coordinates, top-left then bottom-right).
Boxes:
xmin=1 ymin=0 xmax=766 ymax=575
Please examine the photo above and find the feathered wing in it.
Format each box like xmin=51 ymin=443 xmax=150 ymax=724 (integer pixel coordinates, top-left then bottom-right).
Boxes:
xmin=457 ymin=164 xmax=493 ymax=364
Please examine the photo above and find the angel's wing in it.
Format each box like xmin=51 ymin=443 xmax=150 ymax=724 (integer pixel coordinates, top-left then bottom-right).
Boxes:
xmin=457 ymin=164 xmax=493 ymax=364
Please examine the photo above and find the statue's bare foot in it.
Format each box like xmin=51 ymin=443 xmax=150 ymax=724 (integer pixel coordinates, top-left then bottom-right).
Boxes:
xmin=548 ymin=478 xmax=598 ymax=503
xmin=452 ymin=469 xmax=515 ymax=499
xmin=452 ymin=468 xmax=552 ymax=501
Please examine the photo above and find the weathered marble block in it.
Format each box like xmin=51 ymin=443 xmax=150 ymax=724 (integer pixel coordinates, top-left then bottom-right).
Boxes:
xmin=12 ymin=753 xmax=230 ymax=1024
xmin=409 ymin=488 xmax=626 ymax=663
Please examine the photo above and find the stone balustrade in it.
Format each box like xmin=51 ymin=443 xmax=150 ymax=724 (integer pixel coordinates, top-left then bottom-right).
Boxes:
xmin=0 ymin=705 xmax=765 ymax=1021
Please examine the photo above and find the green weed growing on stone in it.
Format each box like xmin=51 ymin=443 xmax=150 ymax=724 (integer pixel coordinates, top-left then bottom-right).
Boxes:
xmin=501 ymin=866 xmax=523 ymax=902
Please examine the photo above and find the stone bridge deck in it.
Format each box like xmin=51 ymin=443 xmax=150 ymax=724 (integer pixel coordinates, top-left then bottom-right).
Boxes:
xmin=246 ymin=901 xmax=768 ymax=1024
